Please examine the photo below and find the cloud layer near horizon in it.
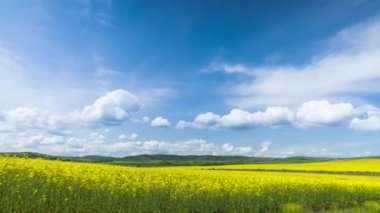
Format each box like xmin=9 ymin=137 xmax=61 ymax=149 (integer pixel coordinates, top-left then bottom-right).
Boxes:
xmin=177 ymin=100 xmax=379 ymax=131
xmin=0 ymin=89 xmax=141 ymax=134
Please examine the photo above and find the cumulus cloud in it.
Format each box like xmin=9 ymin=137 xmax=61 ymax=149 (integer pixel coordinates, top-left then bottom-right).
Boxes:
xmin=71 ymin=89 xmax=140 ymax=126
xmin=0 ymin=89 xmax=141 ymax=135
xmin=350 ymin=108 xmax=380 ymax=131
xmin=0 ymin=107 xmax=66 ymax=134
xmin=210 ymin=20 xmax=380 ymax=108
xmin=177 ymin=100 xmax=376 ymax=130
xmin=151 ymin=117 xmax=171 ymax=127
xmin=296 ymin=100 xmax=356 ymax=127
xmin=220 ymin=107 xmax=295 ymax=129
xmin=195 ymin=112 xmax=221 ymax=125
xmin=177 ymin=107 xmax=294 ymax=130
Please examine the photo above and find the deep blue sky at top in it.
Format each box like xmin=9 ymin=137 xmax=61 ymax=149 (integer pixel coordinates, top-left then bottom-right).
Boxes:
xmin=23 ymin=0 xmax=379 ymax=111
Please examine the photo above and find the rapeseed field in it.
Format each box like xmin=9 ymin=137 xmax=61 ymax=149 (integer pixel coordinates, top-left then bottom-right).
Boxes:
xmin=214 ymin=159 xmax=380 ymax=173
xmin=0 ymin=157 xmax=379 ymax=212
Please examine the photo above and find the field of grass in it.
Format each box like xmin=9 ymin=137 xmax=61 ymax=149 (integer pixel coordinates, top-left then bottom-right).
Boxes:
xmin=1 ymin=157 xmax=380 ymax=212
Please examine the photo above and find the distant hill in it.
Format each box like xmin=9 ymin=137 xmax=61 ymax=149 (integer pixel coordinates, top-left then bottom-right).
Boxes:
xmin=0 ymin=152 xmax=336 ymax=167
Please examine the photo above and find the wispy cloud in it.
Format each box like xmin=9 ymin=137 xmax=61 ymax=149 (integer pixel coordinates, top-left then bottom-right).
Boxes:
xmin=208 ymin=20 xmax=380 ymax=108
xmin=95 ymin=67 xmax=122 ymax=78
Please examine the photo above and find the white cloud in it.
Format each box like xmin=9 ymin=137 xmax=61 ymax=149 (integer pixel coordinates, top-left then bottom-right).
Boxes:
xmin=175 ymin=120 xmax=194 ymax=129
xmin=0 ymin=107 xmax=66 ymax=134
xmin=118 ymin=133 xmax=139 ymax=140
xmin=178 ymin=107 xmax=294 ymax=130
xmin=350 ymin=109 xmax=380 ymax=131
xmin=258 ymin=141 xmax=271 ymax=156
xmin=142 ymin=116 xmax=150 ymax=123
xmin=130 ymin=133 xmax=139 ymax=139
xmin=296 ymin=100 xmax=356 ymax=127
xmin=0 ymin=130 xmax=255 ymax=156
xmin=117 ymin=140 xmax=253 ymax=156
xmin=71 ymin=89 xmax=140 ymax=126
xmin=131 ymin=116 xmax=150 ymax=124
xmin=177 ymin=100 xmax=374 ymax=130
xmin=195 ymin=112 xmax=221 ymax=125
xmin=220 ymin=107 xmax=294 ymax=129
xmin=0 ymin=89 xmax=141 ymax=134
xmin=150 ymin=117 xmax=171 ymax=127
xmin=211 ymin=20 xmax=380 ymax=108
xmin=118 ymin=134 xmax=128 ymax=140
xmin=221 ymin=143 xmax=253 ymax=155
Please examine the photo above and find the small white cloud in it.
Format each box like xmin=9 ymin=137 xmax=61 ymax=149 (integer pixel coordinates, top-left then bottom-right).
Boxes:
xmin=131 ymin=116 xmax=150 ymax=124
xmin=118 ymin=134 xmax=128 ymax=140
xmin=130 ymin=133 xmax=139 ymax=139
xmin=142 ymin=116 xmax=150 ymax=123
xmin=195 ymin=112 xmax=221 ymax=125
xmin=150 ymin=117 xmax=171 ymax=127
xmin=350 ymin=109 xmax=380 ymax=131
xmin=296 ymin=100 xmax=356 ymax=127
xmin=88 ymin=132 xmax=107 ymax=144
xmin=118 ymin=133 xmax=139 ymax=140
xmin=259 ymin=141 xmax=271 ymax=153
xmin=175 ymin=120 xmax=194 ymax=129
xmin=71 ymin=89 xmax=140 ymax=126
xmin=221 ymin=143 xmax=253 ymax=155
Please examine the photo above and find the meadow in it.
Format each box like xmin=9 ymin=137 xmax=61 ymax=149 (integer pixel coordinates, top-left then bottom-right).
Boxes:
xmin=0 ymin=156 xmax=380 ymax=212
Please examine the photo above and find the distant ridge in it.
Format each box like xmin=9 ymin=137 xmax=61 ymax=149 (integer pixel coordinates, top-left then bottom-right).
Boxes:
xmin=0 ymin=152 xmax=339 ymax=167
xmin=2 ymin=152 xmax=378 ymax=167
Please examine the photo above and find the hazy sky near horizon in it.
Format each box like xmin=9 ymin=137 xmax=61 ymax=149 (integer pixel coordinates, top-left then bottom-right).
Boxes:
xmin=1 ymin=0 xmax=380 ymax=157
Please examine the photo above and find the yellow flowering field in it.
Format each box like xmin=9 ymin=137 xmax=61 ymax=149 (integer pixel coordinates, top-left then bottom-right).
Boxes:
xmin=211 ymin=159 xmax=380 ymax=173
xmin=1 ymin=157 xmax=380 ymax=212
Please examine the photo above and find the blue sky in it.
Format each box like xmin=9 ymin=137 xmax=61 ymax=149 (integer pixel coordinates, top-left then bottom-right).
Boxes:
xmin=1 ymin=0 xmax=380 ymax=157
